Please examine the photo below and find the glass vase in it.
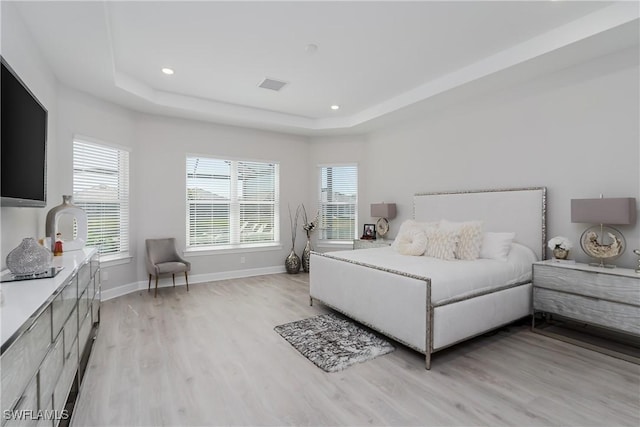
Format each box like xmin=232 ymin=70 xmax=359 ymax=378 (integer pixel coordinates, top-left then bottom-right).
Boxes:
xmin=285 ymin=249 xmax=301 ymax=274
xmin=302 ymin=238 xmax=312 ymax=273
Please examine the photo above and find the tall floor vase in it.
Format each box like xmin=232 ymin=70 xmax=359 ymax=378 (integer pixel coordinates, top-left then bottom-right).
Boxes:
xmin=302 ymin=238 xmax=312 ymax=273
xmin=285 ymin=249 xmax=301 ymax=274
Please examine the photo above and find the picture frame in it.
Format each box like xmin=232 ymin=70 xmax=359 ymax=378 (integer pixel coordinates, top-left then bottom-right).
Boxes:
xmin=362 ymin=223 xmax=376 ymax=240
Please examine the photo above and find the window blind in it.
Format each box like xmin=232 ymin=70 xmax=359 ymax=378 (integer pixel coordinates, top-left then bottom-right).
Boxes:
xmin=318 ymin=165 xmax=358 ymax=241
xmin=73 ymin=140 xmax=130 ymax=257
xmin=186 ymin=156 xmax=279 ymax=248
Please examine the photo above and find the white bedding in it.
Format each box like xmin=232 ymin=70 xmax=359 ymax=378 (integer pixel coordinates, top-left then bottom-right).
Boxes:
xmin=322 ymin=243 xmax=536 ymax=304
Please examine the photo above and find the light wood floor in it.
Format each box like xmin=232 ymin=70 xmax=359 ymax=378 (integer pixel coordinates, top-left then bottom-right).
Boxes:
xmin=71 ymin=274 xmax=640 ymax=426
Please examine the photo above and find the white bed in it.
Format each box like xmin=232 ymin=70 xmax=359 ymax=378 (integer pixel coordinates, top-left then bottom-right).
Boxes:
xmin=309 ymin=187 xmax=547 ymax=369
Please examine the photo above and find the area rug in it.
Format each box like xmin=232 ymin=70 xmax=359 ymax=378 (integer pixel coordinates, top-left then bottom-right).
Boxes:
xmin=274 ymin=313 xmax=395 ymax=372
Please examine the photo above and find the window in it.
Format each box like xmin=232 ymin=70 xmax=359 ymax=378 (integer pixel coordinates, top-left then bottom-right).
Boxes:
xmin=73 ymin=139 xmax=130 ymax=258
xmin=318 ymin=164 xmax=358 ymax=241
xmin=186 ymin=156 xmax=279 ymax=249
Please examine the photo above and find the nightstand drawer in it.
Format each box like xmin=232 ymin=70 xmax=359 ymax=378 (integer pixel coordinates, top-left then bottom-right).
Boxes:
xmin=533 ymin=264 xmax=640 ymax=304
xmin=534 ymin=287 xmax=640 ymax=335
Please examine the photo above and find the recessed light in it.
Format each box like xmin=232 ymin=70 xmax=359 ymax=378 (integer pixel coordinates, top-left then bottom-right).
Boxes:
xmin=161 ymin=68 xmax=174 ymax=75
xmin=330 ymin=105 xmax=340 ymax=110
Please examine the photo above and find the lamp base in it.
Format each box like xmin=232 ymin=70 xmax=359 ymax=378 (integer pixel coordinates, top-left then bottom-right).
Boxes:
xmin=588 ymin=261 xmax=617 ymax=269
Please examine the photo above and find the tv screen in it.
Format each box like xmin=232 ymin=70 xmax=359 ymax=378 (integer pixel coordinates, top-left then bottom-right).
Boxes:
xmin=1 ymin=57 xmax=48 ymax=208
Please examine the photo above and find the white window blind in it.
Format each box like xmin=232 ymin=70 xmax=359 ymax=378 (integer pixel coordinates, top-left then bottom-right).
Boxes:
xmin=73 ymin=139 xmax=130 ymax=257
xmin=318 ymin=165 xmax=358 ymax=241
xmin=186 ymin=156 xmax=279 ymax=248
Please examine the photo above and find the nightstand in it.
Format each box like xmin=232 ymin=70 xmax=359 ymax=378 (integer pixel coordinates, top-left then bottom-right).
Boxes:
xmin=353 ymin=239 xmax=393 ymax=250
xmin=532 ymin=260 xmax=640 ymax=363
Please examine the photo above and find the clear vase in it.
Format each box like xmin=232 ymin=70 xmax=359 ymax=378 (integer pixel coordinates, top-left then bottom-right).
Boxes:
xmin=553 ymin=247 xmax=569 ymax=260
xmin=302 ymin=237 xmax=312 ymax=273
xmin=285 ymin=249 xmax=301 ymax=274
xmin=6 ymin=237 xmax=53 ymax=275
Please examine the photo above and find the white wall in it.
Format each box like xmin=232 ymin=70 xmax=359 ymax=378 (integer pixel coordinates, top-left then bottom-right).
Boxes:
xmin=360 ymin=48 xmax=639 ymax=268
xmin=133 ymin=114 xmax=309 ymax=288
xmin=56 ymin=87 xmax=136 ymax=289
xmin=0 ymin=2 xmax=58 ymax=268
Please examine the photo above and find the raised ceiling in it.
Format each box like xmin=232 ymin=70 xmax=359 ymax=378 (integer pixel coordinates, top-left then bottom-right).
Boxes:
xmin=11 ymin=1 xmax=640 ymax=135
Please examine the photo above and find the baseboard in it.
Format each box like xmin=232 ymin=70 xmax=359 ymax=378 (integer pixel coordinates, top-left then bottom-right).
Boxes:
xmin=101 ymin=265 xmax=287 ymax=301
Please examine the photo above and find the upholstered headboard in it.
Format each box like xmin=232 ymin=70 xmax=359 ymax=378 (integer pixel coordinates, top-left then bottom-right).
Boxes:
xmin=413 ymin=187 xmax=547 ymax=260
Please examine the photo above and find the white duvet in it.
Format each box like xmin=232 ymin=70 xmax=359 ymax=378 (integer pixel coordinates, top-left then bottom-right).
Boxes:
xmin=322 ymin=243 xmax=537 ymax=304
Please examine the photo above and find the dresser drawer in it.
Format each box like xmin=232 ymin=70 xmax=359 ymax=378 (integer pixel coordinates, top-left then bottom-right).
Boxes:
xmin=52 ymin=338 xmax=78 ymax=417
xmin=77 ymin=262 xmax=91 ymax=297
xmin=533 ymin=264 xmax=640 ymax=304
xmin=51 ymin=277 xmax=77 ymax=341
xmin=78 ymin=288 xmax=91 ymax=322
xmin=78 ymin=311 xmax=92 ymax=358
xmin=3 ymin=375 xmax=38 ymax=427
xmin=534 ymin=287 xmax=640 ymax=335
xmin=62 ymin=306 xmax=78 ymax=364
xmin=1 ymin=307 xmax=52 ymax=414
xmin=91 ymin=297 xmax=100 ymax=325
xmin=39 ymin=334 xmax=64 ymax=410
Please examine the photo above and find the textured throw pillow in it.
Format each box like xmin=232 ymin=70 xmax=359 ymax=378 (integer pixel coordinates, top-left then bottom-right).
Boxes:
xmin=424 ymin=228 xmax=458 ymax=260
xmin=479 ymin=232 xmax=516 ymax=261
xmin=440 ymin=220 xmax=483 ymax=260
xmin=392 ymin=220 xmax=427 ymax=251
xmin=396 ymin=230 xmax=428 ymax=256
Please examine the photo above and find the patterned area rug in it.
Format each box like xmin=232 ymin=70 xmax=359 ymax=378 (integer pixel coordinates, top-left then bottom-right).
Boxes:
xmin=274 ymin=313 xmax=395 ymax=372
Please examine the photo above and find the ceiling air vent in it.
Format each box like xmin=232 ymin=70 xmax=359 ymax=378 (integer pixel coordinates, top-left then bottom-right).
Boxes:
xmin=258 ymin=78 xmax=287 ymax=91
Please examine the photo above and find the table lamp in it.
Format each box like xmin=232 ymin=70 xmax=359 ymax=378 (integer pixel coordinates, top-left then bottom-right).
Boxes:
xmin=370 ymin=203 xmax=397 ymax=238
xmin=571 ymin=196 xmax=636 ymax=268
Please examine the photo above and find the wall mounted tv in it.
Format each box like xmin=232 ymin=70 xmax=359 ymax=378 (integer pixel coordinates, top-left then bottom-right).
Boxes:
xmin=1 ymin=56 xmax=48 ymax=207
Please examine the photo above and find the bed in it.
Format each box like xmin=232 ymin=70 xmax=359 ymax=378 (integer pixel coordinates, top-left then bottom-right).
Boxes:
xmin=309 ymin=187 xmax=547 ymax=369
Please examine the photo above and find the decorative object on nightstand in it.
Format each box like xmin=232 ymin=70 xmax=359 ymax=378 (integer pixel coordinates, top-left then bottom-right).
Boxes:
xmin=634 ymin=249 xmax=640 ymax=274
xmin=548 ymin=236 xmax=572 ymax=260
xmin=361 ymin=223 xmax=376 ymax=240
xmin=571 ymin=196 xmax=637 ymax=268
xmin=5 ymin=237 xmax=53 ymax=275
xmin=370 ymin=202 xmax=396 ymax=238
xmin=300 ymin=205 xmax=319 ymax=273
xmin=285 ymin=204 xmax=302 ymax=274
xmin=45 ymin=195 xmax=88 ymax=252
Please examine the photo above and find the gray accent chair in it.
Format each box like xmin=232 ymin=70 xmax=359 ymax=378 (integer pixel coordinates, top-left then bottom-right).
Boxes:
xmin=145 ymin=238 xmax=191 ymax=297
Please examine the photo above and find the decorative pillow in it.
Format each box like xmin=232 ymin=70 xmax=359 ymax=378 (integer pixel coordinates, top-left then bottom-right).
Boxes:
xmin=396 ymin=230 xmax=428 ymax=256
xmin=479 ymin=232 xmax=516 ymax=261
xmin=440 ymin=220 xmax=483 ymax=260
xmin=424 ymin=228 xmax=458 ymax=260
xmin=392 ymin=220 xmax=433 ymax=251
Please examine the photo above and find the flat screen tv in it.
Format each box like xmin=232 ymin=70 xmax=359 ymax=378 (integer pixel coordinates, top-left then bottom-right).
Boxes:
xmin=1 ymin=56 xmax=48 ymax=207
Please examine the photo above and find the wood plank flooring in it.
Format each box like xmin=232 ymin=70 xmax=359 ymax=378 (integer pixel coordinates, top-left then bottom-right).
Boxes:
xmin=71 ymin=274 xmax=640 ymax=426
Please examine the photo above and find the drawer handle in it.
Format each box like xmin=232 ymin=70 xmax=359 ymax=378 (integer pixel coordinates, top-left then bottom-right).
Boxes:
xmin=26 ymin=320 xmax=39 ymax=333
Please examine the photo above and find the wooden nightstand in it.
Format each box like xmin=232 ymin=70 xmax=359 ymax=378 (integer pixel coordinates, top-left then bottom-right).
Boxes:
xmin=353 ymin=239 xmax=393 ymax=250
xmin=532 ymin=260 xmax=640 ymax=363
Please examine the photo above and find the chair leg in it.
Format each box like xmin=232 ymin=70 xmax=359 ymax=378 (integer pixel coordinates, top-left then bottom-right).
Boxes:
xmin=148 ymin=274 xmax=151 ymax=292
xmin=185 ymin=272 xmax=189 ymax=292
xmin=172 ymin=274 xmax=176 ymax=287
xmin=155 ymin=275 xmax=159 ymax=298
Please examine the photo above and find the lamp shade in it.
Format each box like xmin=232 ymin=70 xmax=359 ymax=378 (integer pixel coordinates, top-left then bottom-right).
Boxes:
xmin=371 ymin=203 xmax=397 ymax=219
xmin=571 ymin=198 xmax=637 ymax=225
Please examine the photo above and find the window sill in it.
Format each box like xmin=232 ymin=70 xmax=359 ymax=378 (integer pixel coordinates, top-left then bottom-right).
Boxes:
xmin=184 ymin=243 xmax=283 ymax=257
xmin=100 ymin=254 xmax=133 ymax=268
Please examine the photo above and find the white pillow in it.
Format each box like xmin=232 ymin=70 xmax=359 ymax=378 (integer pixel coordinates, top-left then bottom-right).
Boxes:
xmin=396 ymin=230 xmax=428 ymax=256
xmin=440 ymin=220 xmax=483 ymax=260
xmin=392 ymin=220 xmax=437 ymax=250
xmin=480 ymin=232 xmax=516 ymax=261
xmin=424 ymin=228 xmax=458 ymax=260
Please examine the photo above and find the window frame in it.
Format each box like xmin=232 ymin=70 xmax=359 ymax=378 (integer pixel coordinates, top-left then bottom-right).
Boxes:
xmin=317 ymin=163 xmax=358 ymax=244
xmin=72 ymin=135 xmax=131 ymax=262
xmin=185 ymin=154 xmax=280 ymax=252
